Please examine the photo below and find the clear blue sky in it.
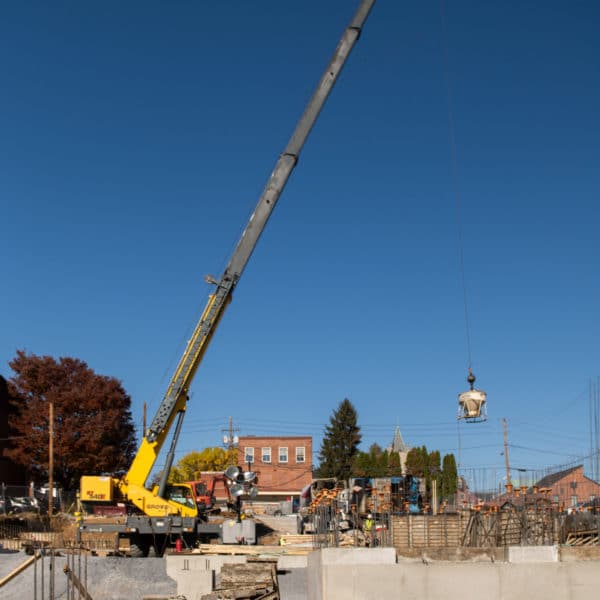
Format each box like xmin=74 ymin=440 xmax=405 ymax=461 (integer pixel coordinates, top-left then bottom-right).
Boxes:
xmin=2 ymin=1 xmax=599 ymax=493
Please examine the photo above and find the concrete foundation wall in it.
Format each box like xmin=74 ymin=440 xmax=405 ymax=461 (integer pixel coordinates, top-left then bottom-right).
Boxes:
xmin=308 ymin=548 xmax=600 ymax=600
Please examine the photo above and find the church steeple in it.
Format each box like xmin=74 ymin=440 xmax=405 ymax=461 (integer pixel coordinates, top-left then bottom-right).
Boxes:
xmin=391 ymin=425 xmax=407 ymax=453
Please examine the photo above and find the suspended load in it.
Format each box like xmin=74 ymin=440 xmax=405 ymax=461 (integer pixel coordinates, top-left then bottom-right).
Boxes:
xmin=458 ymin=370 xmax=487 ymax=422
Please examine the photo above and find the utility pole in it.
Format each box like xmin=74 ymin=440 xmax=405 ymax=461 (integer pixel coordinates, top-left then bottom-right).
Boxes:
xmin=222 ymin=416 xmax=239 ymax=465
xmin=502 ymin=417 xmax=512 ymax=491
xmin=48 ymin=400 xmax=54 ymax=518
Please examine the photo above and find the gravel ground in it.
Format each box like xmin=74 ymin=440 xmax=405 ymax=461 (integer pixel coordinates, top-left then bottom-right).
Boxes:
xmin=0 ymin=551 xmax=176 ymax=600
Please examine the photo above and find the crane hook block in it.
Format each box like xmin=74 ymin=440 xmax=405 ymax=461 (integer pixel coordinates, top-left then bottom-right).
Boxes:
xmin=458 ymin=370 xmax=487 ymax=423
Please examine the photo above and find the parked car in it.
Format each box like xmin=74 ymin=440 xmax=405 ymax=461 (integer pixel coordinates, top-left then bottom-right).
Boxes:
xmin=6 ymin=496 xmax=39 ymax=514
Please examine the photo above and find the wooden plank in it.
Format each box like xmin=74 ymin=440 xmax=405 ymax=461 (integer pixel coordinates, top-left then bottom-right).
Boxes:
xmin=196 ymin=544 xmax=310 ymax=556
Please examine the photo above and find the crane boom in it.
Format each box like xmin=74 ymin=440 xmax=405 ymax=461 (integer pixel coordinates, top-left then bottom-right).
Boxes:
xmin=124 ymin=0 xmax=376 ymax=494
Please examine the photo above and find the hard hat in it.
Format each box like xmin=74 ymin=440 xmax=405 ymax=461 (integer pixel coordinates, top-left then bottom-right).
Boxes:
xmin=367 ymin=514 xmax=372 ymax=518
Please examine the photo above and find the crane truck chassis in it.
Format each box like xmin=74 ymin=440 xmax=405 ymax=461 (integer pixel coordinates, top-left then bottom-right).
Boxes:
xmin=78 ymin=0 xmax=375 ymax=556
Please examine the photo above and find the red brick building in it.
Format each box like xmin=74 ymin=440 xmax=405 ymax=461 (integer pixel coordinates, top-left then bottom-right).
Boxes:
xmin=237 ymin=435 xmax=312 ymax=500
xmin=534 ymin=465 xmax=600 ymax=507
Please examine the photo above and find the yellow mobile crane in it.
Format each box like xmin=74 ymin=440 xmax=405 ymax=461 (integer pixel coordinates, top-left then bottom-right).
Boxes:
xmin=79 ymin=0 xmax=375 ymax=556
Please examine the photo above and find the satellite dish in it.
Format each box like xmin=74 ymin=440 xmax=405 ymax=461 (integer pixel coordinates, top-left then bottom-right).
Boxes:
xmin=249 ymin=485 xmax=258 ymax=499
xmin=225 ymin=466 xmax=241 ymax=481
xmin=230 ymin=483 xmax=245 ymax=497
xmin=243 ymin=471 xmax=256 ymax=482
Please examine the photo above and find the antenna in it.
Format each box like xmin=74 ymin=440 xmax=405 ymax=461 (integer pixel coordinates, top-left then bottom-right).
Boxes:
xmin=222 ymin=416 xmax=240 ymax=465
xmin=503 ymin=417 xmax=512 ymax=488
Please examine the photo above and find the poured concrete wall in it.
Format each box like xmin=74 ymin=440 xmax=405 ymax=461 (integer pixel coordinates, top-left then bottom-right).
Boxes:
xmin=306 ymin=548 xmax=600 ymax=600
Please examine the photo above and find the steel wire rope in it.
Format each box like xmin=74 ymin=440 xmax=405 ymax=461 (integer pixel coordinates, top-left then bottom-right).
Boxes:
xmin=439 ymin=0 xmax=474 ymax=373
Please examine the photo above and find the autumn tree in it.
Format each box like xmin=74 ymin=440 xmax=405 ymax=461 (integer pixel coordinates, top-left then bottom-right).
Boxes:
xmin=6 ymin=351 xmax=137 ymax=490
xmin=316 ymin=398 xmax=361 ymax=480
xmin=169 ymin=447 xmax=232 ymax=483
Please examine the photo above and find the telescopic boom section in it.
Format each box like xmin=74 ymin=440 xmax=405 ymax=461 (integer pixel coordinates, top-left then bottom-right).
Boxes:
xmin=124 ymin=0 xmax=376 ymax=489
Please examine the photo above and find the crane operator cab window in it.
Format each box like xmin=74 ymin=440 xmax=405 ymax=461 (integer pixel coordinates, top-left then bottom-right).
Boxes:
xmin=165 ymin=484 xmax=196 ymax=509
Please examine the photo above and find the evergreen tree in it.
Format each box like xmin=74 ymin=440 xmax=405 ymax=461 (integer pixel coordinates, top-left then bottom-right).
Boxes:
xmin=405 ymin=447 xmax=424 ymax=476
xmin=428 ymin=449 xmax=442 ymax=497
xmin=387 ymin=450 xmax=402 ymax=476
xmin=441 ymin=453 xmax=458 ymax=499
xmin=316 ymin=398 xmax=361 ymax=480
xmin=352 ymin=450 xmax=372 ymax=477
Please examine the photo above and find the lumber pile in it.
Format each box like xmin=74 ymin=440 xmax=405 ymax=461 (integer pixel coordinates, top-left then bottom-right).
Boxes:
xmin=565 ymin=530 xmax=599 ymax=546
xmin=195 ymin=544 xmax=310 ymax=556
xmin=367 ymin=479 xmax=393 ymax=513
xmin=278 ymin=534 xmax=314 ymax=546
xmin=308 ymin=488 xmax=339 ymax=512
xmin=202 ymin=562 xmax=279 ymax=600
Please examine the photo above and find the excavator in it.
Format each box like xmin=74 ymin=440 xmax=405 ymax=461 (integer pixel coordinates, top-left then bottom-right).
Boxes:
xmin=78 ymin=0 xmax=375 ymax=556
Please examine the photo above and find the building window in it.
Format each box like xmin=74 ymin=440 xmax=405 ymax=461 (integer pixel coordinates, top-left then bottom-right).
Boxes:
xmin=262 ymin=447 xmax=271 ymax=463
xmin=244 ymin=447 xmax=254 ymax=464
xmin=279 ymin=447 xmax=288 ymax=463
xmin=296 ymin=446 xmax=306 ymax=463
xmin=553 ymin=495 xmax=559 ymax=503
xmin=571 ymin=495 xmax=578 ymax=506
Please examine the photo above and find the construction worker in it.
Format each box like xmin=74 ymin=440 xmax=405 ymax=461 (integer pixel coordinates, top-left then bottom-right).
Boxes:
xmin=363 ymin=513 xmax=374 ymax=547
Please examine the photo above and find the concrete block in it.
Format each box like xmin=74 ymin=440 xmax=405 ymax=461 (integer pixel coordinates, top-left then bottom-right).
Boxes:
xmin=278 ymin=554 xmax=308 ymax=569
xmin=318 ymin=547 xmax=397 ymax=565
xmin=427 ymin=563 xmax=501 ymax=600
xmin=277 ymin=567 xmax=308 ymax=600
xmin=175 ymin=570 xmax=214 ymax=600
xmin=507 ymin=545 xmax=559 ymax=563
xmin=165 ymin=554 xmax=246 ymax=579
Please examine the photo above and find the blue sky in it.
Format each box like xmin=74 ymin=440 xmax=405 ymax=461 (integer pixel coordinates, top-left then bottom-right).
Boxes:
xmin=2 ymin=1 xmax=599 ymax=493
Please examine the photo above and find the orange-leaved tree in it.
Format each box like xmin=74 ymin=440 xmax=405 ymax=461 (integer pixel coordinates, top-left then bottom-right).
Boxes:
xmin=6 ymin=350 xmax=137 ymax=490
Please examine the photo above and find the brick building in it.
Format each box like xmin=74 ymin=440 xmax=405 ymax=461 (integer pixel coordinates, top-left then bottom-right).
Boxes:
xmin=534 ymin=465 xmax=600 ymax=507
xmin=237 ymin=435 xmax=312 ymax=501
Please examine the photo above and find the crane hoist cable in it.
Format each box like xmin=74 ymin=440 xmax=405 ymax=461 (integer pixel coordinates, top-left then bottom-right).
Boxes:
xmin=439 ymin=0 xmax=473 ymax=374
xmin=439 ymin=1 xmax=487 ymax=422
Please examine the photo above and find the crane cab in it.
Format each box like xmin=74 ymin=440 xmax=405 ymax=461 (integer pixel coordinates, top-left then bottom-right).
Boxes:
xmin=458 ymin=370 xmax=487 ymax=423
